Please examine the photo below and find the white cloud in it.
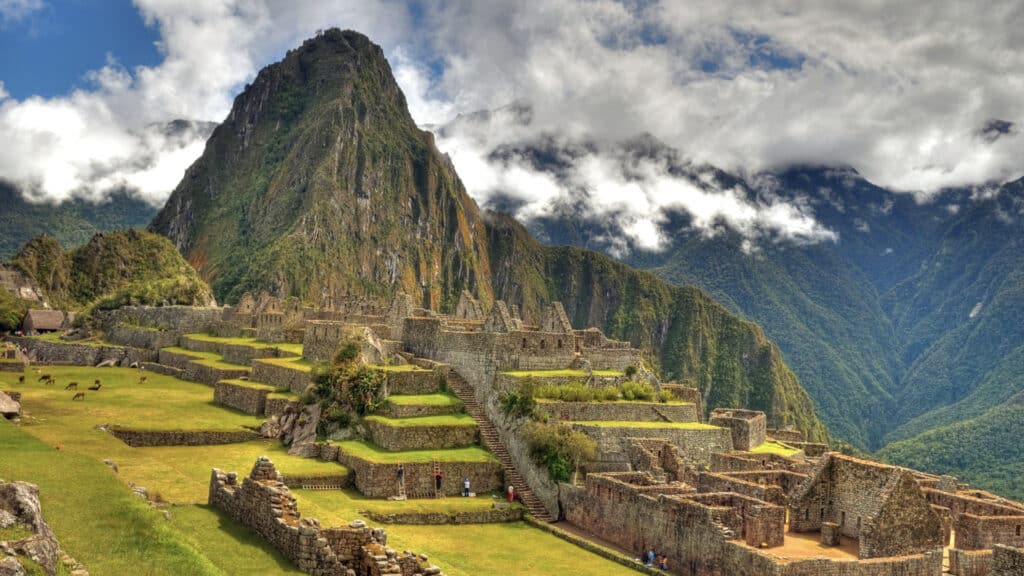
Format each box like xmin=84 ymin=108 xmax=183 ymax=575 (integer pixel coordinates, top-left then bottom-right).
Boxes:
xmin=0 ymin=0 xmax=43 ymax=23
xmin=0 ymin=0 xmax=1022 ymax=250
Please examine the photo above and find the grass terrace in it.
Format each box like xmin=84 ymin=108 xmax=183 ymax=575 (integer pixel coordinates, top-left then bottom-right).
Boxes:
xmin=160 ymin=346 xmax=220 ymax=360
xmin=338 ymin=440 xmax=496 ymax=464
xmin=295 ymin=488 xmax=519 ymax=520
xmin=218 ymin=378 xmax=282 ymax=392
xmin=386 ymin=394 xmax=462 ymax=407
xmin=30 ymin=332 xmax=116 ymax=348
xmin=572 ymin=420 xmax=720 ymax=429
xmin=184 ymin=333 xmax=304 ymax=356
xmin=501 ymin=369 xmax=623 ymax=378
xmin=750 ymin=440 xmax=803 ymax=458
xmin=363 ymin=414 xmax=477 ymax=428
xmin=190 ymin=356 xmax=252 ymax=371
xmin=369 ymin=364 xmax=430 ymax=372
xmin=255 ymin=356 xmax=314 ymax=373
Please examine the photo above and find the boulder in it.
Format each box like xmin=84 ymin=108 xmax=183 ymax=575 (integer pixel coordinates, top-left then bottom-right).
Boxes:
xmin=0 ymin=393 xmax=19 ymax=420
xmin=0 ymin=482 xmax=59 ymax=576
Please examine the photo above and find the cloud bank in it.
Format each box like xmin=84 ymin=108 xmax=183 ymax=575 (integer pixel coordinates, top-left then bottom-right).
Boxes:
xmin=0 ymin=0 xmax=1021 ymax=248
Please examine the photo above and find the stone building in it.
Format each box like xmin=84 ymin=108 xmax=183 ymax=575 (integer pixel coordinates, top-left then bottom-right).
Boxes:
xmin=21 ymin=309 xmax=72 ymax=334
xmin=709 ymin=409 xmax=767 ymax=452
xmin=788 ymin=454 xmax=944 ymax=558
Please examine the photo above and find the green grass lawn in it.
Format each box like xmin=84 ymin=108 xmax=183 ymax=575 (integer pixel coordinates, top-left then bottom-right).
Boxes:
xmin=500 ymin=369 xmax=623 ymax=378
xmin=294 ymin=488 xmax=517 ymax=520
xmin=254 ymin=356 xmax=313 ymax=373
xmin=750 ymin=440 xmax=803 ymax=458
xmin=572 ymin=420 xmax=720 ymax=429
xmin=183 ymin=333 xmax=303 ymax=356
xmin=535 ymin=398 xmax=693 ymax=406
xmin=364 ymin=414 xmax=477 ymax=428
xmin=338 ymin=440 xmax=495 ymax=464
xmin=386 ymin=393 xmax=462 ymax=407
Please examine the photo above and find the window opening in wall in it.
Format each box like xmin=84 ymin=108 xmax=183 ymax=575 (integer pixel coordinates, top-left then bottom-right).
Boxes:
xmin=820 ymin=507 xmax=824 ymax=519
xmin=522 ymin=338 xmax=527 ymax=349
xmin=857 ymin=517 xmax=861 ymax=530
xmin=841 ymin=511 xmax=846 ymax=526
xmin=540 ymin=340 xmax=546 ymax=349
xmin=1017 ymin=525 xmax=1021 ymax=537
xmin=557 ymin=339 xmax=563 ymax=349
xmin=804 ymin=509 xmax=809 ymax=521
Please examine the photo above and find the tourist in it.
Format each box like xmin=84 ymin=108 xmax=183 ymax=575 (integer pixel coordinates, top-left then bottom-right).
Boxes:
xmin=462 ymin=477 xmax=470 ymax=497
xmin=646 ymin=549 xmax=655 ymax=567
xmin=660 ymin=555 xmax=669 ymax=571
xmin=435 ymin=469 xmax=443 ymax=496
xmin=507 ymin=484 xmax=515 ymax=503
xmin=396 ymin=464 xmax=404 ymax=486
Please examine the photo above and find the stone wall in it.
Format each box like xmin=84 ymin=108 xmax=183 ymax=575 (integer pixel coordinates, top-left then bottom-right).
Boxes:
xmin=993 ymin=545 xmax=1024 ymax=576
xmin=303 ymin=321 xmax=348 ymax=362
xmin=158 ymin=348 xmax=202 ymax=369
xmin=949 ymin=549 xmax=993 ymax=576
xmin=709 ymin=409 xmax=767 ymax=451
xmin=382 ymin=369 xmax=443 ymax=395
xmin=110 ymin=426 xmax=257 ymax=447
xmin=104 ymin=323 xmax=180 ymax=350
xmin=265 ymin=396 xmax=300 ymax=418
xmin=97 ymin=305 xmax=222 ymax=335
xmin=209 ymin=457 xmax=440 ymax=576
xmin=571 ymin=423 xmax=733 ymax=469
xmin=338 ymin=452 xmax=502 ymax=499
xmin=8 ymin=336 xmax=157 ymax=367
xmin=214 ymin=381 xmax=272 ymax=416
xmin=252 ymin=361 xmax=313 ymax=395
xmin=767 ymin=428 xmax=805 ymax=443
xmin=538 ymin=401 xmax=699 ymax=423
xmin=378 ymin=400 xmax=462 ymax=418
xmin=221 ymin=343 xmax=279 ymax=366
xmin=181 ymin=361 xmax=250 ymax=386
xmin=955 ymin=514 xmax=1024 ymax=551
xmin=364 ymin=418 xmax=478 ymax=451
xmin=697 ymin=472 xmax=787 ymax=505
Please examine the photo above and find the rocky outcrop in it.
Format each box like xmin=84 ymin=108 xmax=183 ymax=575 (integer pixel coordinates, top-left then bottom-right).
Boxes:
xmin=0 ymin=393 xmax=19 ymax=419
xmin=0 ymin=481 xmax=61 ymax=576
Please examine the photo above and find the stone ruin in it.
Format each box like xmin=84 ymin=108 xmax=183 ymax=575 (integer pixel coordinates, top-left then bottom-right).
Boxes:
xmin=209 ymin=457 xmax=443 ymax=576
xmin=0 ymin=480 xmax=86 ymax=576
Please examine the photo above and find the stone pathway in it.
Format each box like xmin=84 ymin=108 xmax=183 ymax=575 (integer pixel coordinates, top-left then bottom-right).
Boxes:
xmin=445 ymin=370 xmax=555 ymax=522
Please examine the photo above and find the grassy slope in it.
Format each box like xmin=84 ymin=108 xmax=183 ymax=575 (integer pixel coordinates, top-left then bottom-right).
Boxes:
xmin=338 ymin=440 xmax=495 ymax=464
xmin=363 ymin=414 xmax=477 ymax=428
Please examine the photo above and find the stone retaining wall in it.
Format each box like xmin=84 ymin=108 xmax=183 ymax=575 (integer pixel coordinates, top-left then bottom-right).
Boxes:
xmin=105 ymin=324 xmax=179 ymax=350
xmin=141 ymin=362 xmax=182 ymax=378
xmin=265 ymin=396 xmax=299 ymax=418
xmin=537 ymin=401 xmax=699 ymax=423
xmin=382 ymin=370 xmax=443 ymax=395
xmin=364 ymin=418 xmax=478 ymax=451
xmin=182 ymin=361 xmax=250 ymax=386
xmin=252 ymin=361 xmax=312 ymax=395
xmin=97 ymin=306 xmax=222 ymax=335
xmin=0 ymin=359 xmax=24 ymax=372
xmin=993 ymin=545 xmax=1024 ymax=576
xmin=110 ymin=426 xmax=257 ymax=447
xmin=158 ymin=349 xmax=202 ymax=370
xmin=338 ymin=452 xmax=502 ymax=499
xmin=572 ymin=423 xmax=733 ymax=468
xmin=949 ymin=549 xmax=992 ymax=576
xmin=8 ymin=336 xmax=156 ymax=367
xmin=180 ymin=335 xmax=225 ymax=354
xmin=378 ymin=400 xmax=462 ymax=419
xmin=281 ymin=475 xmax=351 ymax=489
xmin=214 ymin=381 xmax=272 ymax=415
xmin=366 ymin=506 xmax=522 ymax=525
xmin=221 ymin=343 xmax=278 ymax=366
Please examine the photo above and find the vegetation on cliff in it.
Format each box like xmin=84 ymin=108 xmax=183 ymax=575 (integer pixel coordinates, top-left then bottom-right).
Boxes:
xmin=8 ymin=229 xmax=213 ymax=314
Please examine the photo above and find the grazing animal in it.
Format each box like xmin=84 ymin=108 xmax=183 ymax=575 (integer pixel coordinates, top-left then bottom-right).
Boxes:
xmin=94 ymin=379 xmax=101 ymax=387
xmin=38 ymin=374 xmax=51 ymax=382
xmin=88 ymin=383 xmax=102 ymax=391
xmin=72 ymin=392 xmax=85 ymax=401
xmin=18 ymin=375 xmax=24 ymax=384
xmin=138 ymin=375 xmax=147 ymax=384
xmin=65 ymin=382 xmax=78 ymax=390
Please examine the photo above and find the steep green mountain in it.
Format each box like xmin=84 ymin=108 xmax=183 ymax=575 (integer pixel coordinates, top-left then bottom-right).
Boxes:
xmin=877 ymin=397 xmax=1024 ymax=501
xmin=148 ymin=29 xmax=826 ymax=440
xmin=0 ymin=182 xmax=157 ymax=260
xmin=8 ymin=230 xmax=214 ymax=313
xmin=151 ymin=29 xmax=492 ymax=310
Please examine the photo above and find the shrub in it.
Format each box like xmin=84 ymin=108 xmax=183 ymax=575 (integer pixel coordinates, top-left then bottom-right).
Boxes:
xmin=500 ymin=390 xmax=536 ymax=420
xmin=333 ymin=339 xmax=360 ymax=364
xmin=599 ymin=386 xmax=621 ymax=401
xmin=624 ymin=365 xmax=638 ymax=378
xmin=657 ymin=390 xmax=674 ymax=403
xmin=523 ymin=421 xmax=596 ymax=483
xmin=621 ymin=381 xmax=655 ymax=401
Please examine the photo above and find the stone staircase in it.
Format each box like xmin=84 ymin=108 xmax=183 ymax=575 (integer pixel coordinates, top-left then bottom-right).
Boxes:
xmin=445 ymin=370 xmax=555 ymax=522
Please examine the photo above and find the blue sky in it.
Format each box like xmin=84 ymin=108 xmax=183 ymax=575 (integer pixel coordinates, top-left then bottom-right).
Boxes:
xmin=0 ymin=0 xmax=161 ymax=99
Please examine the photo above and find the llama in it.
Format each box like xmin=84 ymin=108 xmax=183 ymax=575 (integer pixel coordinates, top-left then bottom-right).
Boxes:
xmin=72 ymin=392 xmax=85 ymax=400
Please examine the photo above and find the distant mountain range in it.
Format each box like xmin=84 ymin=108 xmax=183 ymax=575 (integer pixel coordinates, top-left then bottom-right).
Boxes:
xmin=470 ymin=131 xmax=1024 ymax=497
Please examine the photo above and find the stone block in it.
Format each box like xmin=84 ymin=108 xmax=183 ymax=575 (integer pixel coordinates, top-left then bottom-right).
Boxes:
xmin=821 ymin=521 xmax=841 ymax=546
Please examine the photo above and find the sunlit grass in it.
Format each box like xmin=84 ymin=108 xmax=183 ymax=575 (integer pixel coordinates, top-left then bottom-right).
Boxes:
xmin=338 ymin=440 xmax=495 ymax=464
